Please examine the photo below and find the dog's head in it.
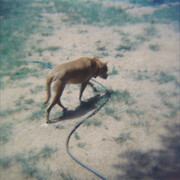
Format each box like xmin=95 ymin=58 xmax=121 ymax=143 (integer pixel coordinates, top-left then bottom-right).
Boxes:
xmin=98 ymin=62 xmax=108 ymax=79
xmin=93 ymin=58 xmax=108 ymax=79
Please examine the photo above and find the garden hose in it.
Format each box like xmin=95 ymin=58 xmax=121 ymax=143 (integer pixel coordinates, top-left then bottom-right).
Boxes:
xmin=66 ymin=78 xmax=110 ymax=180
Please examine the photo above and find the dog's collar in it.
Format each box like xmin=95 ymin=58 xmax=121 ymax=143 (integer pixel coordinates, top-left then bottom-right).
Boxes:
xmin=93 ymin=58 xmax=101 ymax=78
xmin=94 ymin=68 xmax=99 ymax=78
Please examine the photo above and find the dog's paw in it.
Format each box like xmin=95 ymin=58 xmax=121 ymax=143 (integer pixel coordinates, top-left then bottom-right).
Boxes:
xmin=41 ymin=123 xmax=48 ymax=127
xmin=63 ymin=107 xmax=67 ymax=111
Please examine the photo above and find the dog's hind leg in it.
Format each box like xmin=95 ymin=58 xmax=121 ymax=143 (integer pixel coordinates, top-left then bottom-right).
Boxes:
xmin=44 ymin=76 xmax=53 ymax=104
xmin=79 ymin=81 xmax=88 ymax=101
xmin=46 ymin=95 xmax=58 ymax=123
xmin=46 ymin=80 xmax=65 ymax=123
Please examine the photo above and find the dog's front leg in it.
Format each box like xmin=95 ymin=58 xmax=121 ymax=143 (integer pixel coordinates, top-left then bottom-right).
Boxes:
xmin=57 ymin=99 xmax=67 ymax=111
xmin=79 ymin=82 xmax=88 ymax=102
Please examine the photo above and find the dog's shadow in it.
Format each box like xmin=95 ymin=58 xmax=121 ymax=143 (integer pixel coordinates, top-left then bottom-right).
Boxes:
xmin=49 ymin=94 xmax=103 ymax=123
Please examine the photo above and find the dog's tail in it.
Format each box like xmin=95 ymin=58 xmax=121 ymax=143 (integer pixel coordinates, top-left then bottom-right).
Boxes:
xmin=44 ymin=75 xmax=53 ymax=104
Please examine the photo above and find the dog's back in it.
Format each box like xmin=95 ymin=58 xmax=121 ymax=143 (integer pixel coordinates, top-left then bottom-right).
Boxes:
xmin=49 ymin=57 xmax=98 ymax=84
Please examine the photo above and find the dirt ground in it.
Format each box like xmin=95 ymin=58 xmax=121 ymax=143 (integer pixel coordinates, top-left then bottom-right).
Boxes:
xmin=0 ymin=1 xmax=180 ymax=180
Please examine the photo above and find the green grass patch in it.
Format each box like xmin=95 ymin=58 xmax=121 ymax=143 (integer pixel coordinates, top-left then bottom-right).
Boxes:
xmin=157 ymin=72 xmax=177 ymax=84
xmin=84 ymin=119 xmax=102 ymax=127
xmin=153 ymin=4 xmax=180 ymax=23
xmin=77 ymin=142 xmax=86 ymax=148
xmin=0 ymin=108 xmax=16 ymax=118
xmin=41 ymin=26 xmax=54 ymax=36
xmin=141 ymin=3 xmax=180 ymax=24
xmin=114 ymin=131 xmax=132 ymax=144
xmin=30 ymin=85 xmax=45 ymax=94
xmin=126 ymin=108 xmax=144 ymax=116
xmin=27 ymin=109 xmax=45 ymax=120
xmin=166 ymin=107 xmax=179 ymax=118
xmin=0 ymin=123 xmax=13 ymax=143
xmin=130 ymin=118 xmax=144 ymax=127
xmin=129 ymin=118 xmax=150 ymax=134
xmin=149 ymin=44 xmax=160 ymax=51
xmin=101 ymin=52 xmax=109 ymax=57
xmin=78 ymin=29 xmax=88 ymax=34
xmin=0 ymin=78 xmax=5 ymax=89
xmin=109 ymin=67 xmax=118 ymax=76
xmin=39 ymin=145 xmax=56 ymax=159
xmin=104 ymin=106 xmax=115 ymax=116
xmin=46 ymin=46 xmax=61 ymax=51
xmin=15 ymin=146 xmax=55 ymax=179
xmin=0 ymin=1 xmax=55 ymax=84
xmin=26 ymin=101 xmax=47 ymax=120
xmin=15 ymin=97 xmax=34 ymax=106
xmin=9 ymin=67 xmax=38 ymax=81
xmin=135 ymin=25 xmax=158 ymax=43
xmin=0 ymin=96 xmax=35 ymax=117
xmin=103 ymin=106 xmax=121 ymax=120
xmin=55 ymin=124 xmax=65 ymax=130
xmin=110 ymin=89 xmax=135 ymax=105
xmin=97 ymin=46 xmax=106 ymax=51
xmin=163 ymin=100 xmax=174 ymax=109
xmin=162 ymin=105 xmax=179 ymax=119
xmin=122 ymin=0 xmax=165 ymax=6
xmin=115 ymin=53 xmax=124 ymax=58
xmin=53 ymin=0 xmax=139 ymax=26
xmin=116 ymin=44 xmax=133 ymax=51
xmin=132 ymin=70 xmax=150 ymax=81
xmin=33 ymin=46 xmax=61 ymax=56
xmin=14 ymin=96 xmax=35 ymax=113
xmin=60 ymin=172 xmax=79 ymax=180
xmin=131 ymin=70 xmax=179 ymax=86
xmin=116 ymin=32 xmax=151 ymax=52
xmin=144 ymin=25 xmax=158 ymax=37
xmin=116 ymin=37 xmax=138 ymax=52
xmin=53 ymin=0 xmax=180 ymax=26
xmin=15 ymin=152 xmax=46 ymax=180
xmin=136 ymin=73 xmax=148 ymax=81
xmin=0 ymin=156 xmax=12 ymax=168
xmin=74 ymin=132 xmax=80 ymax=140
xmin=158 ymin=90 xmax=179 ymax=119
xmin=0 ymin=0 xmax=44 ymax=74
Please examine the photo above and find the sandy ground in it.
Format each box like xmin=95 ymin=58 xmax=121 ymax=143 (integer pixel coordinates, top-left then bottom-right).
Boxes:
xmin=0 ymin=2 xmax=180 ymax=180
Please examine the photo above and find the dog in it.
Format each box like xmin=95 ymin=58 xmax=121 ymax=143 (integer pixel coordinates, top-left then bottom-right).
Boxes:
xmin=44 ymin=57 xmax=108 ymax=123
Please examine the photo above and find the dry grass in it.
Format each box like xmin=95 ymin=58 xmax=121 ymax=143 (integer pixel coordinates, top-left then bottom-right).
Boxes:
xmin=0 ymin=0 xmax=179 ymax=179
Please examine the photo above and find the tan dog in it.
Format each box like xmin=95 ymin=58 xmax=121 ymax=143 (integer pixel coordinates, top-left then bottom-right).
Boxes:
xmin=44 ymin=57 xmax=108 ymax=123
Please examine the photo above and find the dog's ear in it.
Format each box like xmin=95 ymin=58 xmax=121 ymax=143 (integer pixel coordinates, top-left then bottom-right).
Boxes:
xmin=92 ymin=57 xmax=99 ymax=61
xmin=93 ymin=57 xmax=108 ymax=65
